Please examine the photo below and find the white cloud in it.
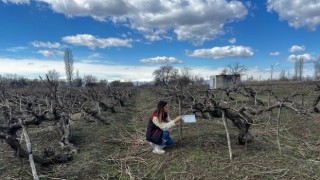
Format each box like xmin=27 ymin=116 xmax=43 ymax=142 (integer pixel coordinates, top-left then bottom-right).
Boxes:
xmin=37 ymin=50 xmax=54 ymax=57
xmin=269 ymin=51 xmax=280 ymax=56
xmin=0 ymin=57 xmax=155 ymax=81
xmin=0 ymin=58 xmax=63 ymax=76
xmin=6 ymin=46 xmax=27 ymax=52
xmin=62 ymin=34 xmax=132 ymax=49
xmin=75 ymin=63 xmax=156 ymax=81
xmin=86 ymin=53 xmax=103 ymax=60
xmin=1 ymin=0 xmax=29 ymax=4
xmin=228 ymin=38 xmax=237 ymax=44
xmin=80 ymin=53 xmax=114 ymax=64
xmin=25 ymin=0 xmax=248 ymax=45
xmin=267 ymin=0 xmax=320 ymax=31
xmin=37 ymin=50 xmax=64 ymax=57
xmin=80 ymin=59 xmax=102 ymax=63
xmin=187 ymin=45 xmax=254 ymax=59
xmin=140 ymin=56 xmax=183 ymax=64
xmin=246 ymin=67 xmax=274 ymax=80
xmin=287 ymin=53 xmax=314 ymax=62
xmin=289 ymin=45 xmax=305 ymax=53
xmin=31 ymin=41 xmax=62 ymax=49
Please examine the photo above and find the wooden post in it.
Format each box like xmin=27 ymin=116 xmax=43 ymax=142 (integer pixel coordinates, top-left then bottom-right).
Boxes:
xmin=222 ymin=110 xmax=233 ymax=161
xmin=276 ymin=102 xmax=283 ymax=155
xmin=268 ymin=92 xmax=271 ymax=108
xmin=19 ymin=99 xmax=24 ymax=143
xmin=19 ymin=98 xmax=22 ymax=111
xmin=178 ymin=99 xmax=182 ymax=142
xmin=50 ymin=101 xmax=53 ymax=113
xmin=255 ymin=93 xmax=257 ymax=106
xmin=97 ymin=102 xmax=101 ymax=116
xmin=18 ymin=118 xmax=39 ymax=180
xmin=46 ymin=96 xmax=49 ymax=108
xmin=38 ymin=104 xmax=41 ymax=114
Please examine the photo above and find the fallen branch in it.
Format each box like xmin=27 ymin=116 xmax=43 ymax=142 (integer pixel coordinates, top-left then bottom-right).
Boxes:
xmin=222 ymin=109 xmax=233 ymax=161
xmin=18 ymin=118 xmax=39 ymax=180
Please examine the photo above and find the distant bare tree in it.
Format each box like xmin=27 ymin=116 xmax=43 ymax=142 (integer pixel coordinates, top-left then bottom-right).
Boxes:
xmin=295 ymin=57 xmax=303 ymax=81
xmin=223 ymin=62 xmax=247 ymax=75
xmin=64 ymin=48 xmax=74 ymax=86
xmin=73 ymin=69 xmax=82 ymax=87
xmin=270 ymin=65 xmax=273 ymax=80
xmin=279 ymin=69 xmax=288 ymax=81
xmin=180 ymin=67 xmax=192 ymax=79
xmin=83 ymin=75 xmax=97 ymax=87
xmin=98 ymin=79 xmax=108 ymax=87
xmin=220 ymin=69 xmax=228 ymax=75
xmin=193 ymin=75 xmax=205 ymax=85
xmin=175 ymin=67 xmax=193 ymax=87
xmin=0 ymin=75 xmax=9 ymax=90
xmin=47 ymin=69 xmax=60 ymax=85
xmin=152 ymin=65 xmax=178 ymax=86
xmin=314 ymin=57 xmax=320 ymax=80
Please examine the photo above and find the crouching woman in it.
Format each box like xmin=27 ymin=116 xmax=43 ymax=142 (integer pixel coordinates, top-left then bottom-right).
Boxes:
xmin=146 ymin=100 xmax=182 ymax=154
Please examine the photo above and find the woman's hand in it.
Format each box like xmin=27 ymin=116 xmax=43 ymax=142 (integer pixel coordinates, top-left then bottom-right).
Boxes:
xmin=174 ymin=115 xmax=182 ymax=123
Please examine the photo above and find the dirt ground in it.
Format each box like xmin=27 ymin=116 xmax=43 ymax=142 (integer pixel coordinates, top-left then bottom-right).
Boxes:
xmin=1 ymin=86 xmax=320 ymax=179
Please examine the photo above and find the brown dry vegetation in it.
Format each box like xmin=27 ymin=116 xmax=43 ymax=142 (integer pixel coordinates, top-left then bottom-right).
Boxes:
xmin=1 ymin=81 xmax=320 ymax=179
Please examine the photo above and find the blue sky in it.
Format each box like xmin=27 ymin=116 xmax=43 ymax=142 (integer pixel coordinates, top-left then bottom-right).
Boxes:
xmin=0 ymin=0 xmax=320 ymax=82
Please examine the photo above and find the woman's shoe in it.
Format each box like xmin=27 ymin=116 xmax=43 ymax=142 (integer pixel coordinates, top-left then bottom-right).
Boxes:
xmin=152 ymin=145 xmax=165 ymax=154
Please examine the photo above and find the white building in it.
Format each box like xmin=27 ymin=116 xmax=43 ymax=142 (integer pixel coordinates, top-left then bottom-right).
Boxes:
xmin=209 ymin=74 xmax=241 ymax=89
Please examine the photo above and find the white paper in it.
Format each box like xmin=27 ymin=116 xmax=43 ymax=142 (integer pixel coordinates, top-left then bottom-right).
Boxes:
xmin=182 ymin=115 xmax=196 ymax=123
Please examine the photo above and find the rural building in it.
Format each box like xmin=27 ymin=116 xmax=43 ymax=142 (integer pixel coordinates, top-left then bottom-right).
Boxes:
xmin=209 ymin=74 xmax=241 ymax=89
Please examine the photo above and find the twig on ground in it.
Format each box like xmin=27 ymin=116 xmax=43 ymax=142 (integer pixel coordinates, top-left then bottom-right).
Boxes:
xmin=151 ymin=158 xmax=166 ymax=178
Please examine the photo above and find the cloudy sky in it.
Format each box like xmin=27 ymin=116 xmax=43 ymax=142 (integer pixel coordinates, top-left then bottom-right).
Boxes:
xmin=0 ymin=0 xmax=320 ymax=81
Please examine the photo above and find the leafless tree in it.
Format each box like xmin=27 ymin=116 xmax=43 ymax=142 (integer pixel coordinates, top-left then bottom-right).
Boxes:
xmin=295 ymin=57 xmax=303 ymax=81
xmin=314 ymin=57 xmax=320 ymax=80
xmin=223 ymin=62 xmax=247 ymax=75
xmin=152 ymin=65 xmax=178 ymax=86
xmin=270 ymin=65 xmax=273 ymax=80
xmin=47 ymin=69 xmax=60 ymax=86
xmin=83 ymin=75 xmax=97 ymax=87
xmin=173 ymin=67 xmax=193 ymax=87
xmin=192 ymin=75 xmax=205 ymax=85
xmin=279 ymin=69 xmax=288 ymax=81
xmin=73 ymin=69 xmax=82 ymax=87
xmin=220 ymin=69 xmax=228 ymax=75
xmin=64 ymin=48 xmax=74 ymax=86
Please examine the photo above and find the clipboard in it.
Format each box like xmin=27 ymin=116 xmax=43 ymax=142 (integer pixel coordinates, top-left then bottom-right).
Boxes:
xmin=182 ymin=115 xmax=196 ymax=123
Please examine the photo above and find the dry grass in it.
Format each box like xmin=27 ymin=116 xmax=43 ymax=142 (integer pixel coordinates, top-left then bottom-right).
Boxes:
xmin=1 ymin=82 xmax=320 ymax=179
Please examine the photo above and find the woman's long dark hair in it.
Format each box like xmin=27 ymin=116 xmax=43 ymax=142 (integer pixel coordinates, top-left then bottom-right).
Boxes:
xmin=155 ymin=100 xmax=168 ymax=123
